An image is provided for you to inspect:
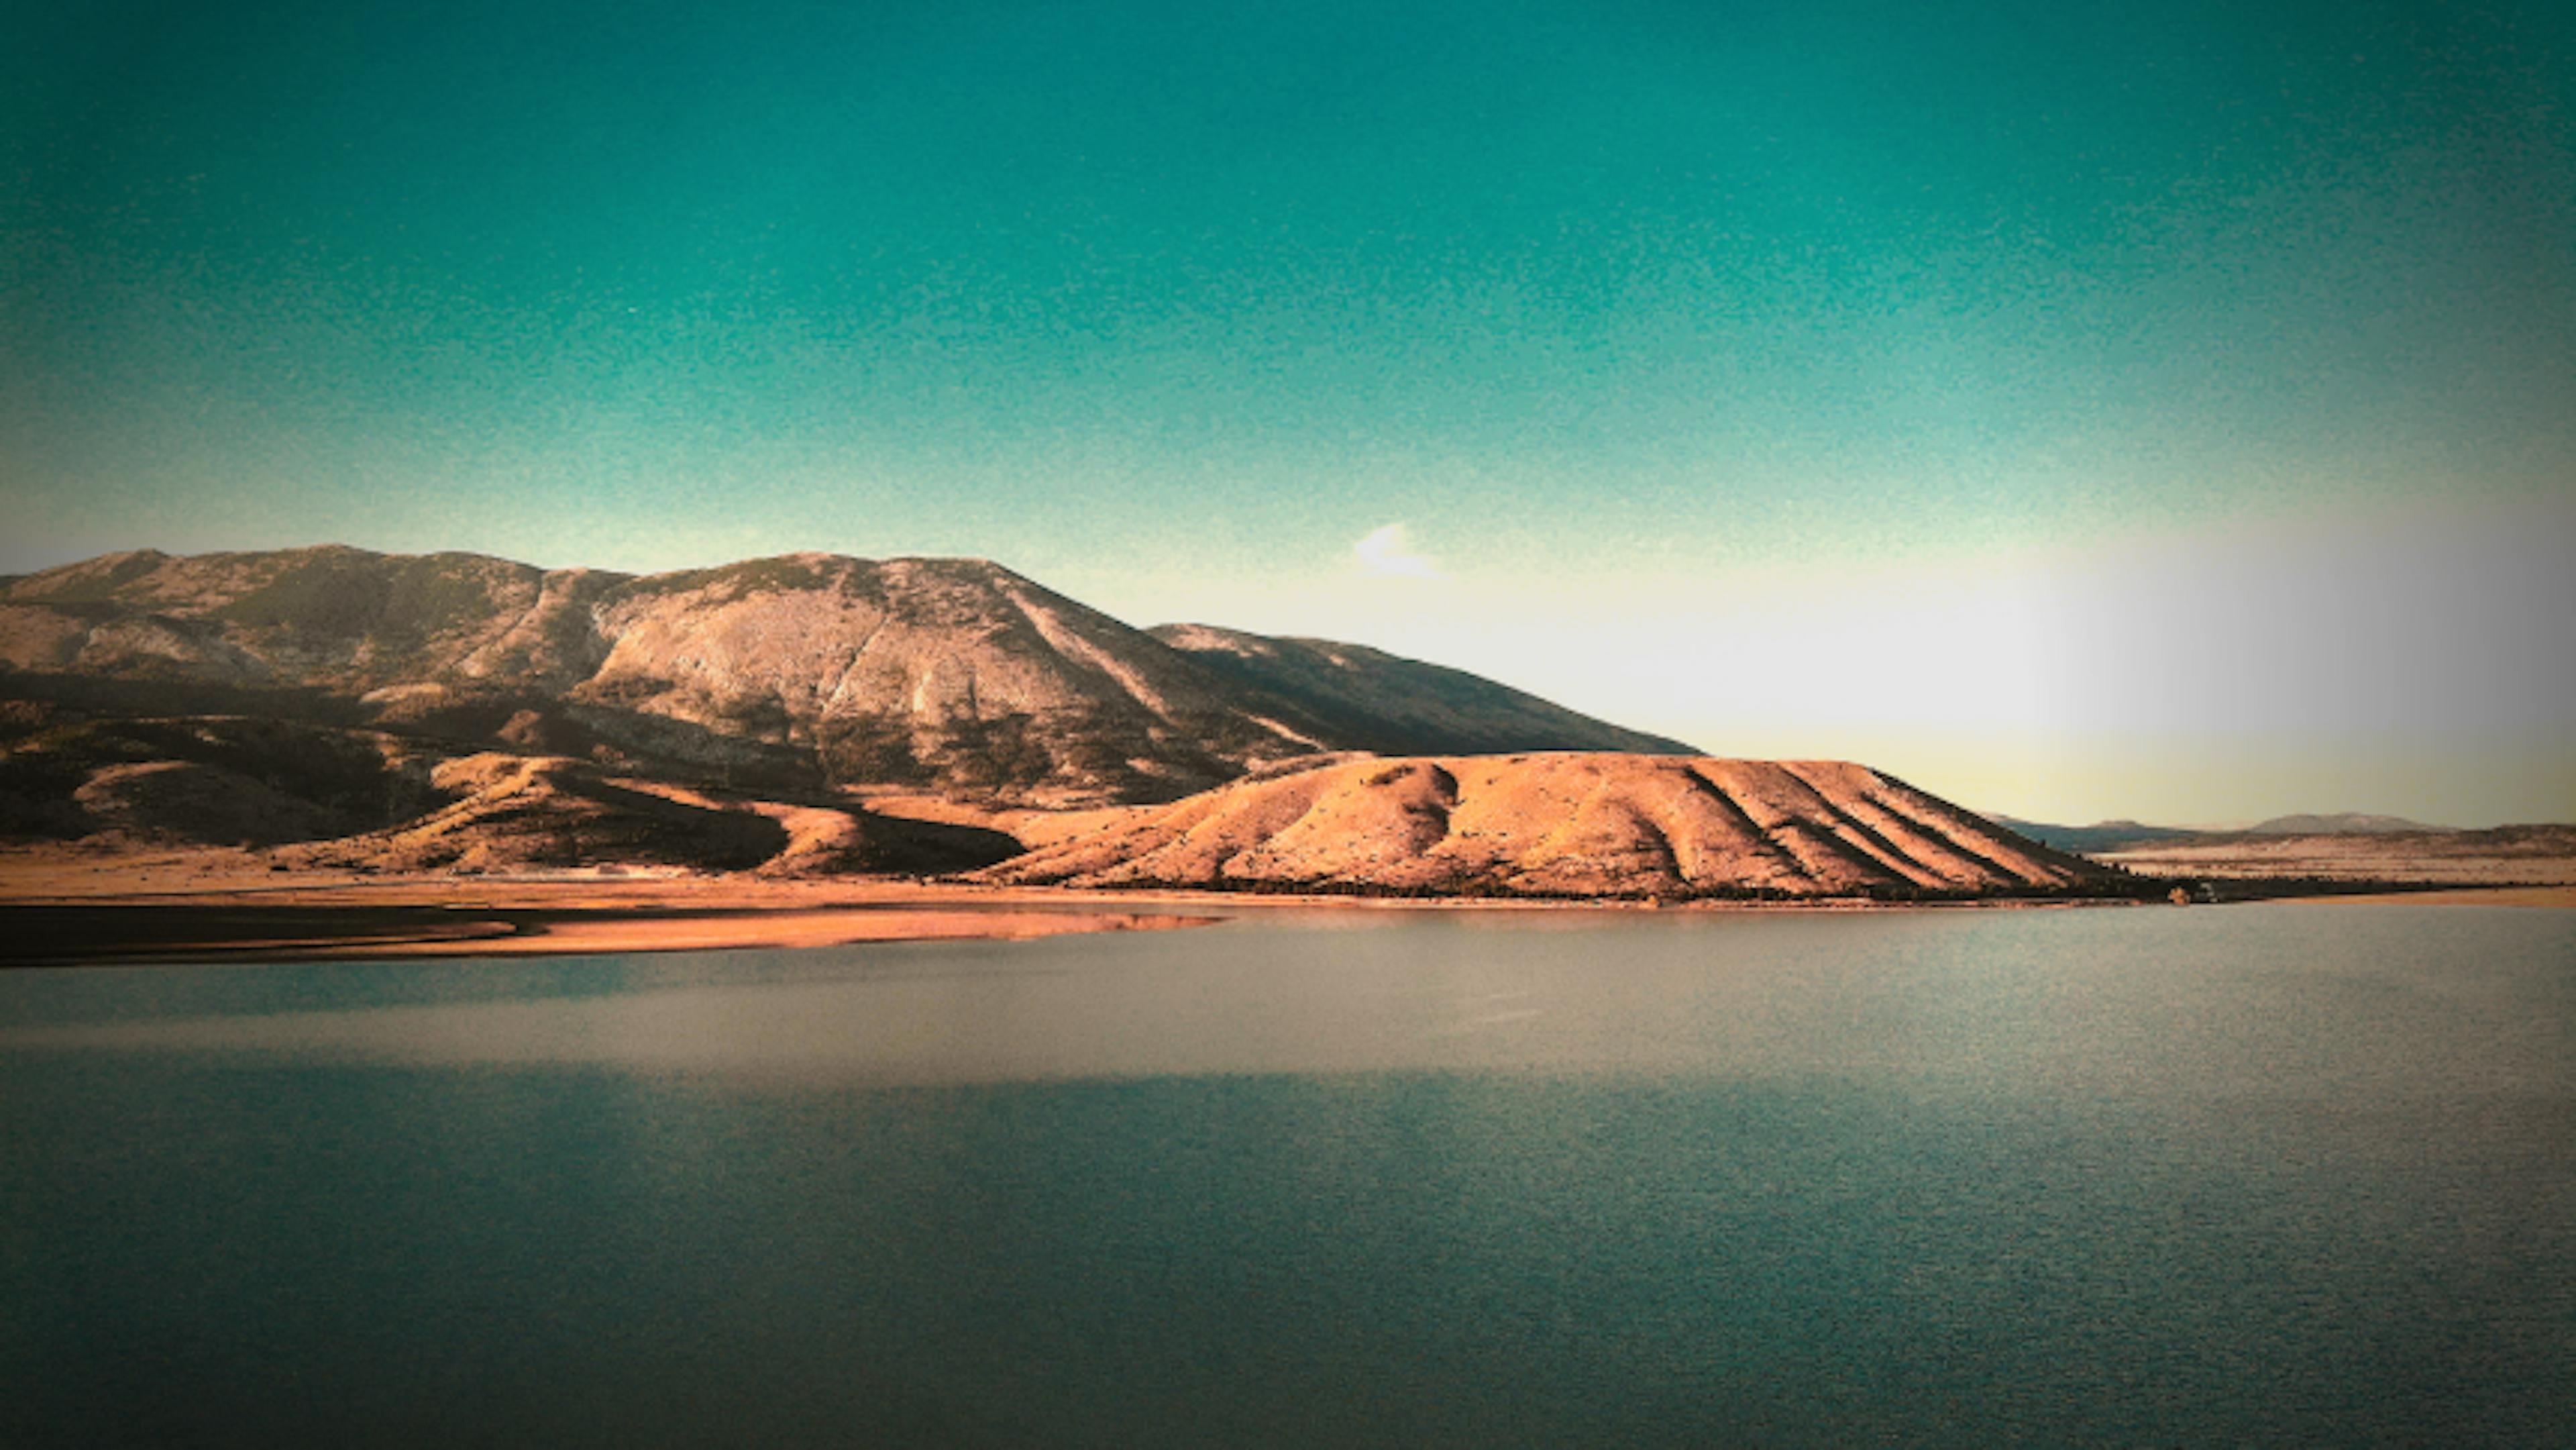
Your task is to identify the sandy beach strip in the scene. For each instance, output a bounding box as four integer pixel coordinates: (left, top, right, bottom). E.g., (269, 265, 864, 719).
(0, 860, 1225, 967)
(1, 900, 1213, 967)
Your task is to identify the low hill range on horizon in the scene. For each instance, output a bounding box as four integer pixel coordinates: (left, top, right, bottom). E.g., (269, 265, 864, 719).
(2241, 812, 2445, 836)
(2090, 821, 2576, 888)
(1991, 812, 2576, 889)
(1999, 812, 2451, 856)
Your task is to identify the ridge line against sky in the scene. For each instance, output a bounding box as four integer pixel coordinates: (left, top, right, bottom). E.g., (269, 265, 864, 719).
(3, 0, 2572, 825)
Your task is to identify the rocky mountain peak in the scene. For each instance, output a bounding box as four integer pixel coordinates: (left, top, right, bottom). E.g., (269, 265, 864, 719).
(5, 545, 1690, 807)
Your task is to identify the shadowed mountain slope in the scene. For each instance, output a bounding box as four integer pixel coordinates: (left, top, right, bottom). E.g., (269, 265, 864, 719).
(980, 753, 2105, 899)
(0, 709, 1022, 875)
(266, 754, 1022, 877)
(1150, 625, 1695, 757)
(3, 546, 1687, 806)
(0, 715, 447, 845)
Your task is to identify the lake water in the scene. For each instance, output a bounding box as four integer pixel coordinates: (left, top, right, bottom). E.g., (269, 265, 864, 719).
(4, 902, 2571, 1447)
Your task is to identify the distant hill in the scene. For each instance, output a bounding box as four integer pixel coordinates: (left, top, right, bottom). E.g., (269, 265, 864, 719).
(984, 754, 2105, 899)
(1993, 817, 2204, 853)
(1998, 812, 2453, 854)
(2244, 812, 2447, 835)
(2096, 823, 2576, 887)
(1, 546, 1688, 807)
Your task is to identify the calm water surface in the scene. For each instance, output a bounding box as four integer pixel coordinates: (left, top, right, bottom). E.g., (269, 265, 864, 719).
(5, 902, 2572, 1447)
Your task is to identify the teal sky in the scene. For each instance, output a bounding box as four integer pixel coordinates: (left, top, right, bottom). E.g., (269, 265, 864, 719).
(5, 1, 2573, 823)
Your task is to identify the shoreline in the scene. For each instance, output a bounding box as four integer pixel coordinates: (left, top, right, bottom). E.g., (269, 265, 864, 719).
(0, 898, 1213, 968)
(0, 860, 1221, 966)
(5, 851, 2568, 968)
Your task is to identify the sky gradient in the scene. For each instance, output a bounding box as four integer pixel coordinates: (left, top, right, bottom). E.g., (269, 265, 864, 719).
(5, 0, 2573, 824)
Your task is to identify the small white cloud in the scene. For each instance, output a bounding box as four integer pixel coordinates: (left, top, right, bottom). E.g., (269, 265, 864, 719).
(1353, 523, 1445, 580)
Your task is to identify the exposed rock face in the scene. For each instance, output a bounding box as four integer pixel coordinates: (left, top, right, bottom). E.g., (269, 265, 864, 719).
(979, 753, 2102, 898)
(3, 547, 1693, 805)
(1150, 625, 1694, 757)
(570, 556, 1322, 803)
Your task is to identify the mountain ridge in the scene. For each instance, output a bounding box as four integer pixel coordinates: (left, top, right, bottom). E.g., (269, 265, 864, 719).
(1, 544, 1690, 807)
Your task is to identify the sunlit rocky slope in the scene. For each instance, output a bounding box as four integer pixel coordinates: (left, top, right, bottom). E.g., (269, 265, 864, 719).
(981, 753, 2102, 898)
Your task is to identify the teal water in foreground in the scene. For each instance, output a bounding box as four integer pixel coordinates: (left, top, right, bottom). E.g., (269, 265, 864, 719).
(5, 903, 2572, 1447)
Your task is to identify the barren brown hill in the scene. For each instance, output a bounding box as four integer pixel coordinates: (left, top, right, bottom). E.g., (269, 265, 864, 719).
(1990, 817, 2204, 853)
(979, 753, 2105, 899)
(2, 546, 1689, 806)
